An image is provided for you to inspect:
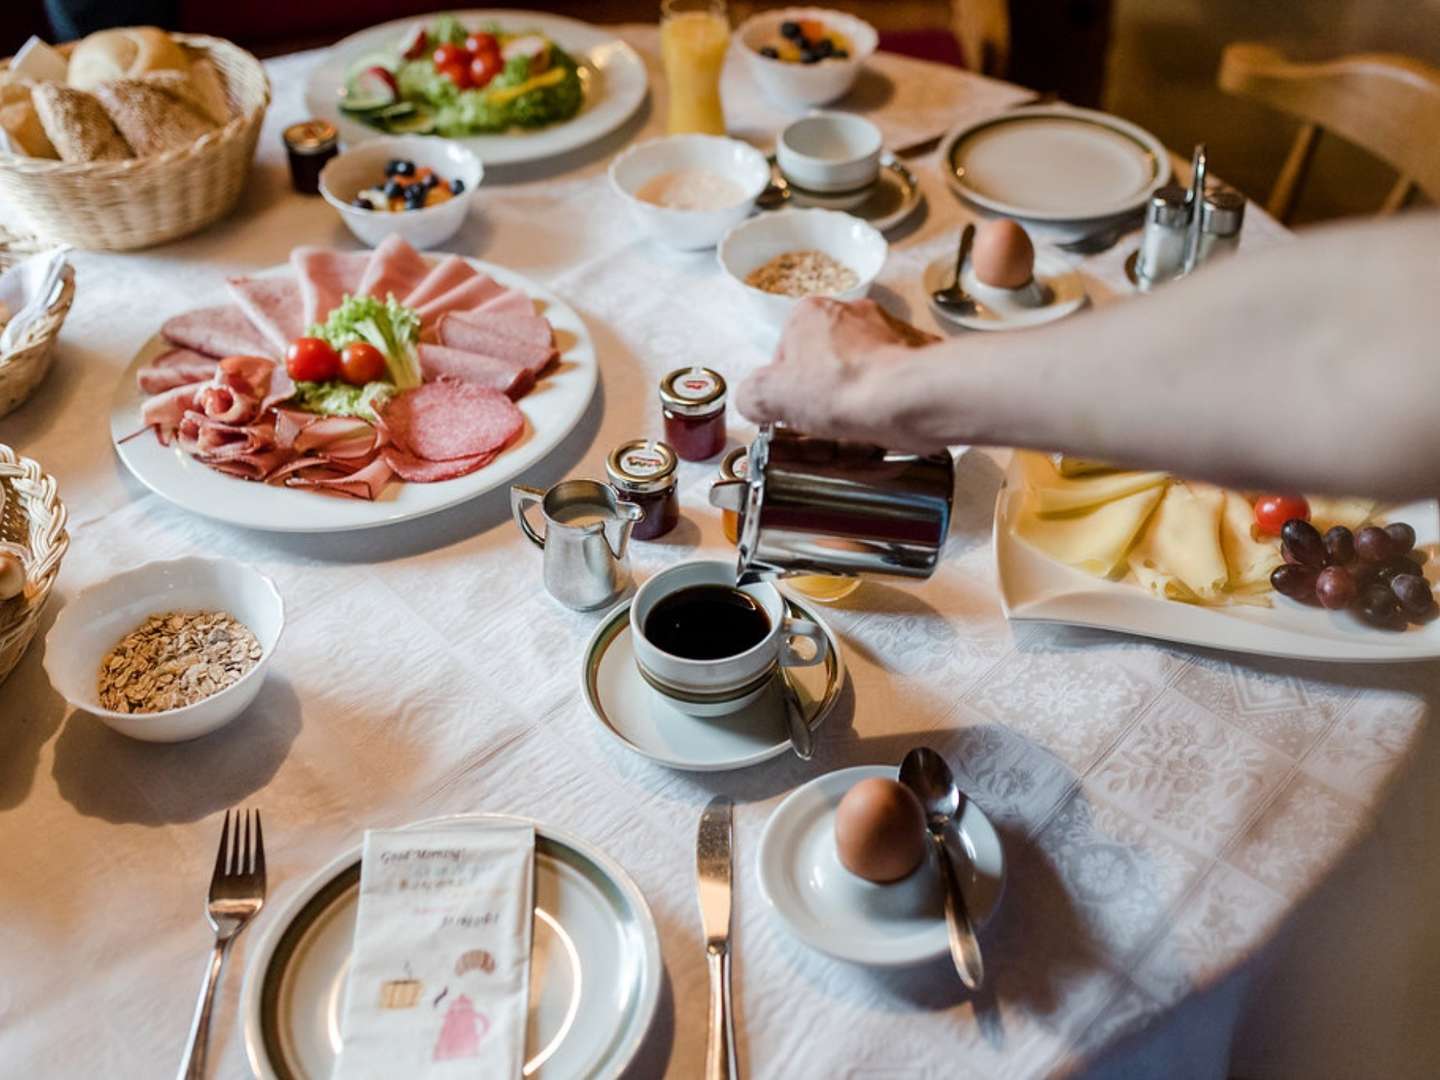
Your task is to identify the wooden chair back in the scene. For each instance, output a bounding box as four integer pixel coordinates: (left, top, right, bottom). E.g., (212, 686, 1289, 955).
(1218, 42, 1440, 222)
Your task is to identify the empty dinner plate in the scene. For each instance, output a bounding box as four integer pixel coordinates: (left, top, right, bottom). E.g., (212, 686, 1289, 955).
(241, 815, 662, 1080)
(581, 596, 845, 772)
(758, 765, 1005, 966)
(941, 105, 1169, 234)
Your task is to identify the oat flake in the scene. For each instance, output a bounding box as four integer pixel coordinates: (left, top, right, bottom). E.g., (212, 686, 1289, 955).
(97, 611, 263, 714)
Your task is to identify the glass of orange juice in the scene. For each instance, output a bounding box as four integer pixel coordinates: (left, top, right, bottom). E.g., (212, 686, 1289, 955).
(660, 0, 729, 135)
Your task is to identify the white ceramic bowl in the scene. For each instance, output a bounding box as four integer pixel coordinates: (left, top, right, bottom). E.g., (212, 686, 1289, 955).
(777, 112, 883, 194)
(320, 135, 482, 249)
(736, 7, 878, 108)
(43, 557, 285, 743)
(608, 135, 771, 251)
(717, 208, 887, 325)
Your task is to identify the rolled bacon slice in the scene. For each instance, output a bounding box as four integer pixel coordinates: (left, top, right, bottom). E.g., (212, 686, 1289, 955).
(417, 343, 534, 399)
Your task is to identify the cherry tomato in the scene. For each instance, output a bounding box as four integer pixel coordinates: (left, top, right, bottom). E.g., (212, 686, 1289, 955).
(469, 50, 503, 89)
(432, 43, 470, 68)
(286, 337, 340, 383)
(438, 60, 472, 89)
(465, 32, 499, 57)
(339, 342, 386, 386)
(1254, 493, 1311, 536)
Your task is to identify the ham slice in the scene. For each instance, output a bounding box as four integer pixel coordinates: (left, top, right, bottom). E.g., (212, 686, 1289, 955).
(202, 447, 293, 482)
(473, 288, 536, 319)
(292, 247, 371, 327)
(359, 235, 432, 303)
(379, 382, 524, 462)
(154, 346, 216, 368)
(226, 275, 305, 354)
(417, 343, 534, 399)
(161, 304, 276, 359)
(137, 355, 217, 394)
(140, 383, 203, 437)
(292, 415, 383, 459)
(415, 275, 507, 331)
(383, 445, 498, 482)
(403, 255, 477, 310)
(436, 312, 555, 376)
(283, 456, 394, 499)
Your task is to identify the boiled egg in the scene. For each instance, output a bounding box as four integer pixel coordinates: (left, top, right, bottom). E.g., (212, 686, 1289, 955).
(972, 218, 1035, 290)
(834, 777, 927, 883)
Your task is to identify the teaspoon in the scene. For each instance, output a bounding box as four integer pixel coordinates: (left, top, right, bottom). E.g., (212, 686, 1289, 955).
(930, 223, 979, 317)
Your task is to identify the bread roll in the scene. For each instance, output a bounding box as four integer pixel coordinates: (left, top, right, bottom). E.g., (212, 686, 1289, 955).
(31, 83, 131, 161)
(92, 78, 215, 156)
(0, 80, 58, 157)
(67, 27, 188, 91)
(180, 58, 231, 125)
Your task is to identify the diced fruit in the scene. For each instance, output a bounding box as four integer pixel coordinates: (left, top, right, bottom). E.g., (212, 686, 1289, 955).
(1355, 525, 1393, 563)
(798, 19, 827, 40)
(1254, 493, 1309, 535)
(1315, 566, 1356, 610)
(760, 45, 779, 59)
(339, 342, 386, 386)
(1323, 525, 1355, 565)
(1280, 518, 1326, 568)
(287, 337, 341, 383)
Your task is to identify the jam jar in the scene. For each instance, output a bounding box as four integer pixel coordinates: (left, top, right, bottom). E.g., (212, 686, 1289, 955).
(659, 367, 727, 461)
(283, 119, 338, 195)
(607, 439, 680, 540)
(717, 446, 748, 544)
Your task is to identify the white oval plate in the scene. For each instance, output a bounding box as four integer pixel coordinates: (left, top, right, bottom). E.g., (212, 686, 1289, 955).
(305, 10, 648, 167)
(757, 765, 1005, 966)
(110, 257, 597, 533)
(922, 247, 1088, 331)
(941, 105, 1169, 224)
(581, 596, 845, 772)
(241, 814, 662, 1080)
(994, 455, 1440, 662)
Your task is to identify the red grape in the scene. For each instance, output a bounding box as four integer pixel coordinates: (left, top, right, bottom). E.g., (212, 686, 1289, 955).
(1315, 566, 1356, 610)
(1358, 583, 1406, 630)
(1355, 526, 1392, 563)
(1323, 525, 1355, 565)
(1390, 574, 1435, 617)
(1385, 522, 1417, 553)
(1280, 519, 1327, 568)
(1271, 563, 1320, 602)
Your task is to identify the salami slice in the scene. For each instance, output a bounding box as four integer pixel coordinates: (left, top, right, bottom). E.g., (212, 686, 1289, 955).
(379, 382, 524, 462)
(382, 445, 498, 483)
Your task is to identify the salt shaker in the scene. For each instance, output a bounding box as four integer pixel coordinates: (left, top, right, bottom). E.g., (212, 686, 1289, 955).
(1133, 184, 1188, 291)
(1197, 190, 1245, 264)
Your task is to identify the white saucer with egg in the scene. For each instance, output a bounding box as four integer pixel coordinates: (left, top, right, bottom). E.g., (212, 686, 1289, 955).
(757, 764, 1005, 966)
(923, 247, 1088, 332)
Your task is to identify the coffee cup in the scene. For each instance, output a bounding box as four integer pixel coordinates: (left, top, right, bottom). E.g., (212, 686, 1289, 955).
(631, 559, 828, 717)
(776, 112, 883, 195)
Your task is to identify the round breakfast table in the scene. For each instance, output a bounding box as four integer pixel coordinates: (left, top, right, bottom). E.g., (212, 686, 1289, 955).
(2, 25, 1437, 1080)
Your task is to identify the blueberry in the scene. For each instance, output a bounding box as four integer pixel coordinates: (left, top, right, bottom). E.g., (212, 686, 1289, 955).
(780, 20, 802, 39)
(392, 159, 415, 177)
(815, 38, 835, 57)
(801, 50, 822, 64)
(383, 178, 405, 199)
(384, 159, 402, 176)
(421, 172, 439, 189)
(352, 194, 370, 209)
(450, 178, 465, 194)
(759, 45, 779, 59)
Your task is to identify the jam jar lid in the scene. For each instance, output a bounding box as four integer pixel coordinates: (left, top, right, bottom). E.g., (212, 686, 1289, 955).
(660, 367, 727, 416)
(718, 445, 749, 482)
(283, 119, 338, 154)
(607, 439, 678, 493)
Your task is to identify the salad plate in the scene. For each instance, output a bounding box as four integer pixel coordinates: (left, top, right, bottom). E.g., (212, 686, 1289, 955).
(110, 257, 597, 533)
(305, 11, 648, 167)
(241, 814, 662, 1080)
(994, 455, 1440, 663)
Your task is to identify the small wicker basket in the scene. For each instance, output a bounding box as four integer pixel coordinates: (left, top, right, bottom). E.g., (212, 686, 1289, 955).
(0, 444, 68, 688)
(0, 34, 271, 251)
(0, 233, 76, 419)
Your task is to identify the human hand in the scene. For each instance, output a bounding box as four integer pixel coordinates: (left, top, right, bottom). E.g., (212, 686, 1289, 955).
(736, 297, 943, 449)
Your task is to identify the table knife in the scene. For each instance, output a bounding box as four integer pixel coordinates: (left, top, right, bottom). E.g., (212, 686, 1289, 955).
(697, 796, 738, 1080)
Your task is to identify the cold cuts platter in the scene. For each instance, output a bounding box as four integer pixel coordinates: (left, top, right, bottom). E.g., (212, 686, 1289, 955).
(110, 249, 597, 533)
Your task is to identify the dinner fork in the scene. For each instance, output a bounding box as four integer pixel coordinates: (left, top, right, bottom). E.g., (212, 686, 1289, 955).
(177, 809, 266, 1080)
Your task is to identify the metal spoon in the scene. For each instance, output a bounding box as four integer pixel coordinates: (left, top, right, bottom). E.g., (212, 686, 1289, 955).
(778, 669, 814, 760)
(930, 223, 979, 317)
(899, 747, 984, 990)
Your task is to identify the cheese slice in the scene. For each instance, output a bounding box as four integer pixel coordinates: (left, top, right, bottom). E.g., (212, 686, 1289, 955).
(1018, 452, 1170, 516)
(1308, 495, 1377, 533)
(1219, 490, 1283, 591)
(1014, 481, 1168, 578)
(1052, 454, 1119, 478)
(1127, 482, 1228, 602)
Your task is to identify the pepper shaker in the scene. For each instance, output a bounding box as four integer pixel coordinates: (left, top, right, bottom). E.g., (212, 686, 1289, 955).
(1197, 189, 1245, 264)
(1133, 184, 1189, 291)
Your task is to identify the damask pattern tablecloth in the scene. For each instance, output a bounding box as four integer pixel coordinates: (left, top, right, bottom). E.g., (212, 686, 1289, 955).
(0, 27, 1429, 1080)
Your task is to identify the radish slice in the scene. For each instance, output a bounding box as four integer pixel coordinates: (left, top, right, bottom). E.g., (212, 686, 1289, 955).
(345, 66, 398, 111)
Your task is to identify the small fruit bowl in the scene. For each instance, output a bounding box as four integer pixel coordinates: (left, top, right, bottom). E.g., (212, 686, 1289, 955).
(320, 135, 482, 249)
(43, 557, 285, 743)
(736, 7, 877, 109)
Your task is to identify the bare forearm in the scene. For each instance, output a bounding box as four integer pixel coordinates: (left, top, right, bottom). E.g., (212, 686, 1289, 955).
(861, 213, 1440, 499)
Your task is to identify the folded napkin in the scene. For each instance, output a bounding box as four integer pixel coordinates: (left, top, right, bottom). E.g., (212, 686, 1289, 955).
(0, 247, 69, 353)
(333, 824, 536, 1079)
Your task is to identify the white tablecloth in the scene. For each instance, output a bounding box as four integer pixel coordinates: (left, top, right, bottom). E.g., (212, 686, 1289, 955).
(0, 26, 1429, 1080)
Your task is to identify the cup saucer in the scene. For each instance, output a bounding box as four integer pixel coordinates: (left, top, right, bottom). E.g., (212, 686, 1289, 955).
(766, 152, 924, 233)
(757, 765, 1005, 966)
(922, 247, 1088, 331)
(581, 596, 845, 772)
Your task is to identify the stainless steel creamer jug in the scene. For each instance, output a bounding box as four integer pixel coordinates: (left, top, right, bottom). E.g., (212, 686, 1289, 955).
(511, 480, 644, 610)
(709, 427, 955, 583)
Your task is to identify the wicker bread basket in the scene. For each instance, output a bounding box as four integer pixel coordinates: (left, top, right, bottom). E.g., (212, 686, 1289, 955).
(0, 34, 271, 251)
(0, 233, 76, 419)
(0, 444, 68, 687)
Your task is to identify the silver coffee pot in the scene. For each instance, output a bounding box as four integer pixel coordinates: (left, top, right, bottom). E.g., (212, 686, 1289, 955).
(709, 427, 955, 584)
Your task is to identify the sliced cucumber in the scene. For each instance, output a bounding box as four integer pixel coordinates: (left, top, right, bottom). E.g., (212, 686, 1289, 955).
(379, 106, 435, 135)
(340, 92, 393, 115)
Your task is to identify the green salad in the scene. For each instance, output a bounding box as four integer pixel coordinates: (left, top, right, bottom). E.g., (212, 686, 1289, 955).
(340, 14, 585, 137)
(293, 294, 423, 422)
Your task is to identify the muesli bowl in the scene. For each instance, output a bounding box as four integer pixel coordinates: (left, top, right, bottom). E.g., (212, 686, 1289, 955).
(43, 557, 285, 743)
